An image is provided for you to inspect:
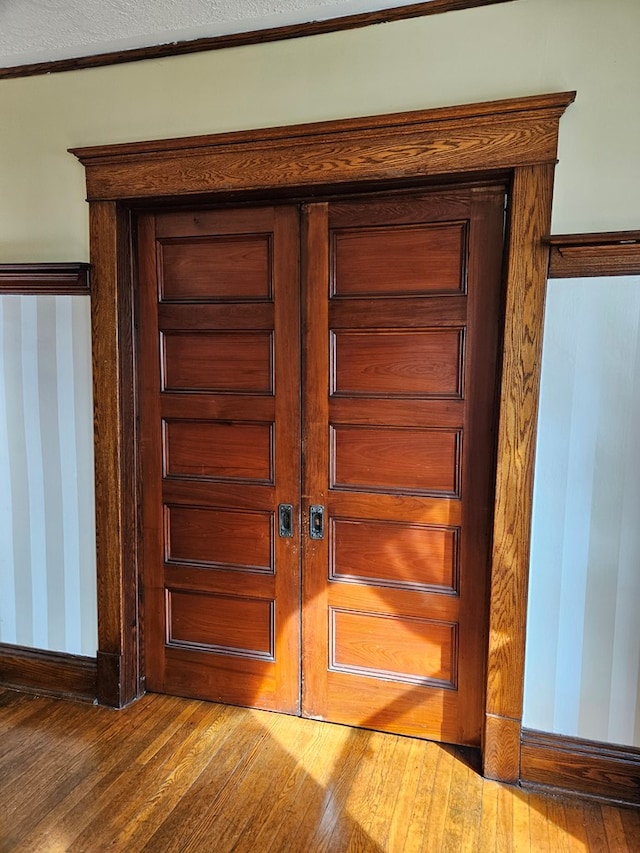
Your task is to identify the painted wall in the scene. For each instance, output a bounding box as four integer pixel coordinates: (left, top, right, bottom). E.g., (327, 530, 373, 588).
(525, 277, 640, 748)
(0, 296, 96, 656)
(0, 0, 639, 744)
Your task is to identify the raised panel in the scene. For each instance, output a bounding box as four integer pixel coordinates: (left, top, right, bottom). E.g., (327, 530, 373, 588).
(330, 608, 457, 687)
(166, 505, 273, 572)
(332, 329, 464, 397)
(162, 331, 273, 393)
(332, 222, 466, 297)
(331, 425, 461, 496)
(163, 420, 273, 483)
(331, 518, 458, 593)
(167, 590, 274, 659)
(160, 236, 271, 301)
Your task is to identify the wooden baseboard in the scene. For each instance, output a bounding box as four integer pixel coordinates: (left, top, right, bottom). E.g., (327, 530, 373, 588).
(521, 728, 640, 805)
(0, 643, 96, 703)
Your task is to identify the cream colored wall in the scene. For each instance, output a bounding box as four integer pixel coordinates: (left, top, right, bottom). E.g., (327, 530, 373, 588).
(1, 0, 639, 744)
(0, 0, 639, 264)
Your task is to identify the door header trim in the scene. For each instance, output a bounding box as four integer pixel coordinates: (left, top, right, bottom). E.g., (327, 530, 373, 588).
(71, 91, 575, 202)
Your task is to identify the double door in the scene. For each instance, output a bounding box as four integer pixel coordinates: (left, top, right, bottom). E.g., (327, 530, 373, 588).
(137, 186, 504, 746)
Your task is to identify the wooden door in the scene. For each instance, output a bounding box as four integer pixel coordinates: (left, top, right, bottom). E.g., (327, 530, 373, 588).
(138, 205, 302, 713)
(138, 187, 504, 745)
(302, 188, 505, 745)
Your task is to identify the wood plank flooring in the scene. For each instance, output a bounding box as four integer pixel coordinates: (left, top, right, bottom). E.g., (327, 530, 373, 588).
(0, 687, 638, 852)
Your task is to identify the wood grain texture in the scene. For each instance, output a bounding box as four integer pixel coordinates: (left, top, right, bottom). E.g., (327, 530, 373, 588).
(485, 165, 556, 772)
(1, 688, 637, 852)
(330, 609, 456, 686)
(0, 263, 90, 294)
(521, 728, 640, 806)
(331, 424, 461, 495)
(166, 505, 273, 570)
(89, 202, 140, 708)
(483, 713, 521, 784)
(302, 187, 505, 747)
(161, 331, 273, 392)
(331, 518, 458, 591)
(547, 231, 640, 278)
(139, 205, 301, 714)
(1, 1, 514, 81)
(163, 420, 272, 482)
(300, 202, 331, 723)
(331, 221, 466, 295)
(159, 236, 271, 300)
(0, 644, 96, 702)
(332, 328, 464, 397)
(71, 92, 575, 202)
(167, 591, 274, 657)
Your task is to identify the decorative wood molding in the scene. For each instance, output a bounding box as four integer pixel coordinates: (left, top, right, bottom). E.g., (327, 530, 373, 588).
(483, 162, 556, 782)
(547, 231, 640, 278)
(483, 713, 521, 782)
(71, 91, 574, 203)
(0, 263, 90, 295)
(90, 202, 141, 709)
(73, 91, 574, 784)
(521, 728, 640, 805)
(0, 643, 96, 703)
(0, 0, 514, 81)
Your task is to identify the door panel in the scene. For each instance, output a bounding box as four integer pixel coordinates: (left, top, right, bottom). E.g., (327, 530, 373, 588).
(332, 328, 464, 397)
(139, 188, 504, 745)
(163, 421, 273, 482)
(302, 189, 504, 745)
(160, 235, 272, 301)
(162, 331, 274, 393)
(330, 609, 457, 686)
(331, 221, 466, 295)
(331, 425, 461, 495)
(331, 518, 458, 592)
(139, 206, 301, 713)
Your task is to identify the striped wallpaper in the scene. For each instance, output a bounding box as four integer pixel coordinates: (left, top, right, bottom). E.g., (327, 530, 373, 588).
(0, 294, 97, 656)
(524, 276, 640, 748)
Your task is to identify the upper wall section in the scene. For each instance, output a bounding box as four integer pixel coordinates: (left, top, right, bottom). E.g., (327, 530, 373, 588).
(0, 0, 639, 261)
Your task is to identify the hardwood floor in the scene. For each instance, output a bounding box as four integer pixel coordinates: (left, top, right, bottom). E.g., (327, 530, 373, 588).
(0, 688, 638, 852)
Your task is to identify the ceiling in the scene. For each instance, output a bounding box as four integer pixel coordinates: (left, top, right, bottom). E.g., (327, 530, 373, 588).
(0, 0, 428, 68)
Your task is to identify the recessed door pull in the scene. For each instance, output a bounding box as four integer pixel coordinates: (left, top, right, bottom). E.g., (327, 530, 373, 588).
(278, 504, 293, 538)
(309, 505, 324, 540)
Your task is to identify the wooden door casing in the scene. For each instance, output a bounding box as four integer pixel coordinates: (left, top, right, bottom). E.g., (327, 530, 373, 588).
(138, 206, 302, 713)
(302, 188, 505, 745)
(76, 93, 573, 779)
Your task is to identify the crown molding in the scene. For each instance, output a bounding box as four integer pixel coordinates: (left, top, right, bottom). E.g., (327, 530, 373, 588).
(0, 0, 514, 80)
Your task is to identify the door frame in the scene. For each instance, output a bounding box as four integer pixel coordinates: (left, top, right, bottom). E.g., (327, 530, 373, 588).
(72, 90, 575, 782)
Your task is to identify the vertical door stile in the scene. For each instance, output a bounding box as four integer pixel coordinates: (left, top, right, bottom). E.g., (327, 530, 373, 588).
(301, 203, 331, 717)
(458, 186, 507, 735)
(272, 205, 303, 712)
(138, 212, 166, 692)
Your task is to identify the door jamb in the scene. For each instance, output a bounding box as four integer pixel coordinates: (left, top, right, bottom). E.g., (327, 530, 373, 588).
(72, 91, 575, 782)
